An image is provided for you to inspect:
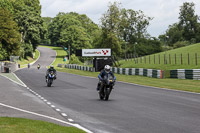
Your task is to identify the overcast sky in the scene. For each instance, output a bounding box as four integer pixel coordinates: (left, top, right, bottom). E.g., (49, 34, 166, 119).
(40, 0, 200, 37)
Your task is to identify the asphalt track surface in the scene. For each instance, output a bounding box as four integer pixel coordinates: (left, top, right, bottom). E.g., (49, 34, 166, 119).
(15, 47, 200, 133)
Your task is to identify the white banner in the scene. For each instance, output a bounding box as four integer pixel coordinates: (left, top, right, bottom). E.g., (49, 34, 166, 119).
(82, 49, 111, 56)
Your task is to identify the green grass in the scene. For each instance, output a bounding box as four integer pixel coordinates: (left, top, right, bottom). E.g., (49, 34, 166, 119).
(41, 45, 200, 93)
(0, 117, 85, 133)
(119, 43, 200, 70)
(34, 49, 40, 60)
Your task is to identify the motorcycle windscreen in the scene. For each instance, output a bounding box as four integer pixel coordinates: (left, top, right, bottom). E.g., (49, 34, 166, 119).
(104, 73, 114, 85)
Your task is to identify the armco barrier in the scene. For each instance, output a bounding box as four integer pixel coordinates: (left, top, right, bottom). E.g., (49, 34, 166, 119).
(170, 69, 200, 80)
(57, 64, 163, 79)
(110, 67, 162, 79)
(60, 64, 94, 72)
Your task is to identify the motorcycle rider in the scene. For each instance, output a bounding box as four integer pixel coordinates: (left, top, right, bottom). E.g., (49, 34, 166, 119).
(96, 65, 116, 91)
(37, 63, 40, 69)
(46, 65, 57, 81)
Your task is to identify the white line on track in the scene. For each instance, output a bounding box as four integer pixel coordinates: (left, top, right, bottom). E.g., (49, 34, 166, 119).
(51, 105, 55, 108)
(61, 113, 67, 117)
(47, 102, 51, 105)
(56, 109, 61, 112)
(68, 119, 74, 122)
(0, 102, 93, 133)
(13, 73, 27, 87)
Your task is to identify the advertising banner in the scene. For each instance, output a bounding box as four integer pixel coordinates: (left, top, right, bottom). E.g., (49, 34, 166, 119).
(82, 49, 111, 56)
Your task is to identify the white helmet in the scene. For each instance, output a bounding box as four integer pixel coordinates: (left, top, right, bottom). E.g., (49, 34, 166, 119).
(104, 65, 111, 73)
(50, 65, 54, 69)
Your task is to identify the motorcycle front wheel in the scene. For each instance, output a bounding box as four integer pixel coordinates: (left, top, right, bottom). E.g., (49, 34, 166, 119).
(104, 88, 110, 101)
(99, 88, 104, 100)
(47, 78, 52, 87)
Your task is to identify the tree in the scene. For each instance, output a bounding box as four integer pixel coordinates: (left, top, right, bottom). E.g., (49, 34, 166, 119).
(0, 0, 14, 13)
(40, 17, 53, 44)
(165, 23, 183, 47)
(13, 0, 43, 50)
(160, 2, 200, 48)
(0, 8, 21, 60)
(60, 25, 92, 54)
(119, 8, 152, 55)
(0, 43, 7, 60)
(100, 2, 121, 56)
(69, 12, 99, 40)
(48, 12, 97, 54)
(178, 2, 200, 43)
(99, 2, 153, 57)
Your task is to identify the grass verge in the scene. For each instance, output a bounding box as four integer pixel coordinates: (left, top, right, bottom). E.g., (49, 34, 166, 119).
(0, 117, 85, 133)
(41, 45, 200, 93)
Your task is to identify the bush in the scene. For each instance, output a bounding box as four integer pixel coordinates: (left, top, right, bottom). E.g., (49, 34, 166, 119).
(20, 43, 33, 59)
(173, 41, 190, 48)
(0, 43, 7, 60)
(70, 54, 82, 64)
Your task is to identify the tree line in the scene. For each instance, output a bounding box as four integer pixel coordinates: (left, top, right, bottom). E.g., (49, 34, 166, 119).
(44, 2, 162, 62)
(0, 0, 44, 60)
(159, 2, 200, 50)
(0, 1, 200, 63)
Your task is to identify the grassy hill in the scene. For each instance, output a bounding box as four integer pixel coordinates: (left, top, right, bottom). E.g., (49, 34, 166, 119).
(119, 43, 200, 70)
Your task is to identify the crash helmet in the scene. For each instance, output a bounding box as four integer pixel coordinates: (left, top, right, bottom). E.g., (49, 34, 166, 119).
(50, 65, 54, 69)
(104, 65, 111, 73)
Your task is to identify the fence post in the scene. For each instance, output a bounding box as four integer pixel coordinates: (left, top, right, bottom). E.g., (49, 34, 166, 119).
(128, 54, 129, 61)
(159, 54, 160, 64)
(134, 54, 136, 64)
(175, 54, 176, 64)
(164, 54, 165, 64)
(181, 53, 183, 65)
(196, 53, 197, 65)
(131, 54, 132, 61)
(149, 56, 151, 64)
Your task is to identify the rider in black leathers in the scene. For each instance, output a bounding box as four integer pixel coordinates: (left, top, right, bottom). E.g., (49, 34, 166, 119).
(46, 65, 57, 80)
(96, 65, 116, 91)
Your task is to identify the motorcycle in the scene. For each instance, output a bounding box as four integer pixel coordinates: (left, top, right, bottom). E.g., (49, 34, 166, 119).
(99, 74, 115, 101)
(46, 71, 55, 87)
(37, 64, 40, 69)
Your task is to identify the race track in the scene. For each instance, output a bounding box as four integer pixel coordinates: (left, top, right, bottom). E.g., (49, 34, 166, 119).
(15, 47, 200, 133)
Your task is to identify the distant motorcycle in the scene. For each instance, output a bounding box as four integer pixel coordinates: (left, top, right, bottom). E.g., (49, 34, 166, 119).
(46, 71, 55, 87)
(37, 64, 40, 70)
(99, 74, 115, 100)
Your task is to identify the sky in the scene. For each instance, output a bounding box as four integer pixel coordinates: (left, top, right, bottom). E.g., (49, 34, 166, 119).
(40, 0, 200, 37)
